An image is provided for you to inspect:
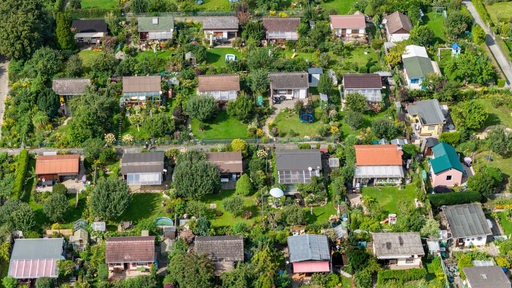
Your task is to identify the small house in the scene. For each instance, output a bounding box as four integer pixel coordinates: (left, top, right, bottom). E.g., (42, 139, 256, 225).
(342, 74, 383, 103)
(383, 11, 412, 42)
(121, 76, 162, 105)
(8, 238, 65, 280)
(269, 72, 309, 101)
(402, 45, 438, 90)
(138, 16, 174, 41)
(70, 229, 88, 252)
(329, 14, 366, 42)
(287, 234, 330, 274)
(201, 16, 239, 45)
(194, 236, 244, 275)
(35, 154, 80, 186)
(463, 266, 511, 288)
(71, 20, 108, 44)
(275, 150, 322, 186)
(52, 78, 91, 98)
(308, 68, 323, 87)
(121, 152, 165, 186)
(197, 74, 240, 102)
(206, 152, 243, 182)
(429, 142, 463, 187)
(353, 145, 404, 187)
(406, 99, 446, 137)
(106, 236, 156, 273)
(262, 17, 300, 42)
(442, 203, 492, 247)
(372, 232, 425, 269)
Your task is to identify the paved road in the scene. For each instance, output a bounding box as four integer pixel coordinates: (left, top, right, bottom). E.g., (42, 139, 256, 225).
(463, 0, 512, 86)
(0, 59, 8, 138)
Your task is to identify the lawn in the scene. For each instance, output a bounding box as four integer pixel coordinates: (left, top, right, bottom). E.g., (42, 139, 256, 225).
(29, 192, 88, 231)
(81, 0, 117, 9)
(320, 0, 356, 14)
(121, 193, 169, 223)
(424, 11, 446, 43)
(272, 107, 325, 138)
(486, 1, 512, 23)
(475, 99, 512, 129)
(206, 48, 241, 68)
(497, 212, 512, 237)
(78, 49, 101, 70)
(191, 110, 249, 139)
(135, 50, 172, 62)
(305, 200, 338, 225)
(361, 184, 418, 214)
(203, 190, 259, 228)
(342, 46, 381, 72)
(197, 0, 231, 11)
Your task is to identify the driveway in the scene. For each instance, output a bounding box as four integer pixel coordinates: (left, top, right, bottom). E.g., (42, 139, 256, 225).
(0, 59, 8, 138)
(463, 0, 512, 86)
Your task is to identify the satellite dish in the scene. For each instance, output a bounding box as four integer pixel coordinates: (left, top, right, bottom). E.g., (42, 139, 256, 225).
(269, 187, 284, 198)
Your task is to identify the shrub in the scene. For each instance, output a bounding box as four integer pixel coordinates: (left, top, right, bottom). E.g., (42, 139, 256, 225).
(377, 268, 427, 284)
(439, 132, 461, 146)
(13, 150, 29, 201)
(297, 143, 311, 149)
(235, 174, 253, 196)
(428, 191, 482, 208)
(52, 183, 68, 195)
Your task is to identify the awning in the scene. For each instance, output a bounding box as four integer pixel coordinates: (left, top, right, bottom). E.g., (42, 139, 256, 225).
(354, 165, 404, 179)
(8, 259, 58, 279)
(292, 261, 330, 273)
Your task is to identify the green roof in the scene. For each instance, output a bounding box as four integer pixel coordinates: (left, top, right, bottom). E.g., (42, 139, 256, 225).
(429, 142, 464, 174)
(138, 16, 174, 32)
(403, 56, 434, 79)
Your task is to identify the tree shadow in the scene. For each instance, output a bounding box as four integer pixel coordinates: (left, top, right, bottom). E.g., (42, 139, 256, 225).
(483, 113, 501, 127)
(206, 51, 221, 64)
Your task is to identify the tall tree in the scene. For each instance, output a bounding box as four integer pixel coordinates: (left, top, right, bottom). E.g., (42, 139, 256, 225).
(410, 26, 435, 47)
(372, 118, 399, 139)
(90, 177, 131, 221)
(317, 73, 333, 95)
(0, 0, 51, 59)
(227, 95, 255, 123)
(66, 54, 84, 77)
(488, 128, 512, 157)
(186, 95, 217, 122)
(248, 69, 270, 95)
(451, 100, 488, 130)
(345, 93, 367, 112)
(446, 11, 473, 39)
(173, 152, 220, 200)
(43, 193, 69, 223)
(166, 252, 215, 288)
(0, 199, 35, 232)
(56, 12, 75, 51)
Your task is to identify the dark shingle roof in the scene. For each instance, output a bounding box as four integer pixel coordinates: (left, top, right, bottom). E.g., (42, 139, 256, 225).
(52, 78, 91, 96)
(275, 150, 322, 171)
(138, 16, 174, 32)
(406, 99, 446, 125)
(463, 266, 511, 288)
(71, 20, 108, 33)
(429, 142, 464, 174)
(287, 234, 330, 263)
(372, 232, 425, 258)
(443, 203, 492, 238)
(403, 57, 435, 79)
(195, 236, 244, 261)
(206, 152, 243, 173)
(198, 74, 240, 92)
(106, 236, 155, 263)
(269, 72, 309, 89)
(200, 16, 239, 30)
(121, 152, 164, 174)
(384, 11, 412, 34)
(262, 17, 300, 33)
(122, 76, 161, 93)
(343, 74, 382, 89)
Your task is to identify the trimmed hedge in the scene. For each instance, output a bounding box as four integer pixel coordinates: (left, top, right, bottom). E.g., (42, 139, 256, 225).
(13, 150, 29, 201)
(428, 191, 482, 208)
(377, 268, 427, 284)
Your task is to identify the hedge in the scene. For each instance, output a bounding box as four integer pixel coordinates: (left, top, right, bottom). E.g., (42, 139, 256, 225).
(377, 268, 427, 284)
(428, 191, 482, 208)
(13, 150, 29, 201)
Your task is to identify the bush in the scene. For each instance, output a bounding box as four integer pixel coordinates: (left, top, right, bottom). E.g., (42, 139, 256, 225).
(52, 183, 68, 195)
(235, 174, 253, 196)
(13, 150, 29, 201)
(297, 143, 311, 149)
(377, 268, 427, 284)
(439, 132, 461, 146)
(428, 191, 482, 208)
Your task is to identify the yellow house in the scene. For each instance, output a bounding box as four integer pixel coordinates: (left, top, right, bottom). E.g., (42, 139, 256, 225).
(406, 99, 446, 137)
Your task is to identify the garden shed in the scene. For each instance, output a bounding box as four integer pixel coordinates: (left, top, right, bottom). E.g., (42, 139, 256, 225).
(121, 152, 165, 186)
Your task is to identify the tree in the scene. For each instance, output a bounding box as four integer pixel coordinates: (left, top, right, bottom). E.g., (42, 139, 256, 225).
(221, 263, 253, 288)
(43, 193, 69, 223)
(420, 218, 441, 238)
(242, 21, 264, 41)
(35, 277, 54, 288)
(141, 113, 175, 138)
(473, 24, 486, 44)
(451, 100, 488, 130)
(90, 177, 131, 221)
(0, 198, 35, 232)
(166, 252, 215, 288)
(410, 26, 435, 47)
(445, 52, 496, 85)
(66, 54, 84, 77)
(345, 93, 367, 112)
(2, 277, 17, 288)
(223, 196, 245, 216)
(231, 139, 248, 156)
(56, 13, 75, 51)
(36, 87, 61, 119)
(248, 69, 270, 95)
(344, 111, 365, 130)
(402, 144, 419, 160)
(26, 47, 63, 82)
(247, 48, 275, 71)
(385, 43, 406, 67)
(235, 174, 253, 196)
(317, 73, 333, 95)
(227, 95, 255, 123)
(467, 166, 504, 196)
(68, 0, 81, 9)
(488, 128, 512, 157)
(281, 204, 305, 225)
(371, 118, 399, 139)
(0, 0, 51, 59)
(83, 138, 106, 160)
(186, 95, 217, 122)
(130, 0, 148, 13)
(446, 11, 473, 39)
(173, 152, 220, 200)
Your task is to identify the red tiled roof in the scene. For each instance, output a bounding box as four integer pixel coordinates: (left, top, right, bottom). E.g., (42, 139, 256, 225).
(106, 236, 155, 263)
(35, 154, 80, 176)
(329, 15, 366, 29)
(355, 145, 403, 166)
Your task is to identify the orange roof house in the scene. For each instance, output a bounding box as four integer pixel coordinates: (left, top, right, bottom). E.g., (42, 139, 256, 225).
(36, 154, 80, 183)
(353, 145, 404, 187)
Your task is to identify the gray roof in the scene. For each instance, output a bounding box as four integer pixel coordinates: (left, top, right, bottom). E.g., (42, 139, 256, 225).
(138, 16, 174, 32)
(443, 203, 492, 238)
(200, 16, 239, 30)
(195, 236, 244, 261)
(372, 232, 425, 258)
(333, 224, 348, 239)
(121, 152, 164, 174)
(52, 78, 91, 96)
(275, 150, 322, 171)
(287, 234, 330, 263)
(308, 68, 323, 75)
(269, 72, 309, 89)
(11, 238, 64, 260)
(463, 266, 511, 288)
(407, 99, 446, 125)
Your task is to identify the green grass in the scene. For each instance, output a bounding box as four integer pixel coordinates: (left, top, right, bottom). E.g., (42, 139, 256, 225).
(121, 193, 169, 223)
(206, 48, 241, 68)
(361, 184, 418, 214)
(486, 1, 512, 23)
(78, 49, 101, 70)
(474, 99, 512, 129)
(424, 11, 446, 43)
(197, 0, 231, 11)
(135, 50, 172, 62)
(497, 212, 512, 237)
(203, 190, 259, 227)
(29, 192, 88, 230)
(305, 200, 338, 224)
(272, 107, 325, 138)
(320, 0, 356, 14)
(81, 0, 117, 9)
(191, 110, 248, 139)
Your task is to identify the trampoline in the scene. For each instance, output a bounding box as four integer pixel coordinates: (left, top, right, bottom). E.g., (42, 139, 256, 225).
(299, 106, 315, 123)
(155, 217, 174, 227)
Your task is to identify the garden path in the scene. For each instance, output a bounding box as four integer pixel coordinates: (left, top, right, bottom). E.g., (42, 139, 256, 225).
(0, 59, 8, 138)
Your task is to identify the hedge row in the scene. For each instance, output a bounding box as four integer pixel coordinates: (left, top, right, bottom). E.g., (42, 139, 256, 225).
(13, 150, 29, 201)
(428, 191, 482, 208)
(377, 268, 427, 284)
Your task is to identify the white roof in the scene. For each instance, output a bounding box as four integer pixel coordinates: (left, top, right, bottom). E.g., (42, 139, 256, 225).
(354, 165, 404, 178)
(402, 45, 429, 59)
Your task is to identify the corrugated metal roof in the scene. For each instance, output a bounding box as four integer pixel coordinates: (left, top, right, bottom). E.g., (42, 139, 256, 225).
(354, 145, 403, 166)
(122, 76, 161, 93)
(10, 238, 64, 260)
(443, 203, 492, 238)
(287, 234, 330, 263)
(198, 74, 240, 92)
(343, 73, 382, 89)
